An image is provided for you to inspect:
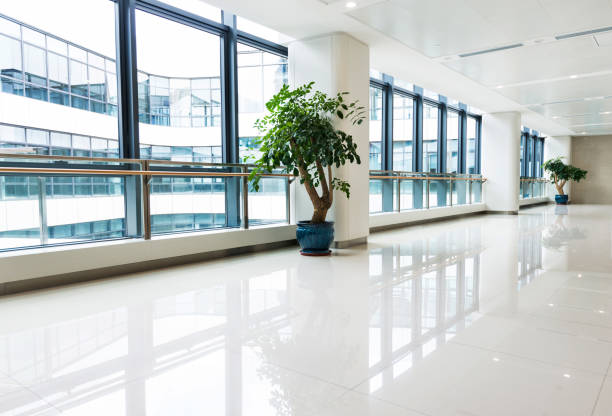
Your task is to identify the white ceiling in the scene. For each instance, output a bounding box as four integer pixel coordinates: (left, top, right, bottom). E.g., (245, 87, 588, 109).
(201, 0, 612, 136)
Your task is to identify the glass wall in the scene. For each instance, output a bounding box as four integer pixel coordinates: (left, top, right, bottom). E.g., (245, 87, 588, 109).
(369, 86, 383, 170)
(392, 93, 414, 171)
(368, 72, 483, 214)
(0, 0, 291, 250)
(422, 103, 438, 173)
(446, 110, 459, 173)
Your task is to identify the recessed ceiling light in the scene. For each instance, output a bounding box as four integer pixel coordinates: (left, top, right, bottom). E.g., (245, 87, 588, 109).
(496, 85, 504, 89)
(552, 116, 560, 119)
(563, 374, 571, 379)
(569, 75, 578, 79)
(345, 1, 357, 8)
(601, 111, 612, 115)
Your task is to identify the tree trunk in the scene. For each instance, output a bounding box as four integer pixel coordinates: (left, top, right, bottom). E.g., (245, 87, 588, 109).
(555, 183, 565, 195)
(311, 207, 329, 223)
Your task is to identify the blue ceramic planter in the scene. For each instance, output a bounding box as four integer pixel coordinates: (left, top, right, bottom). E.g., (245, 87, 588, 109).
(555, 194, 569, 205)
(296, 221, 334, 256)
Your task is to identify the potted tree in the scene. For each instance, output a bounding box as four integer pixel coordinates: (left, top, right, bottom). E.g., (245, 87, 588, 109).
(249, 82, 365, 256)
(542, 157, 587, 205)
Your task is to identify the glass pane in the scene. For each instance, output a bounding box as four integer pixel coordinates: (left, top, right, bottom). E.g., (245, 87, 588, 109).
(446, 110, 459, 173)
(393, 94, 414, 171)
(237, 43, 287, 162)
(136, 10, 222, 162)
(369, 86, 383, 170)
(467, 117, 477, 174)
(0, 34, 22, 80)
(24, 44, 47, 86)
(423, 103, 438, 173)
(48, 52, 68, 91)
(70, 59, 88, 97)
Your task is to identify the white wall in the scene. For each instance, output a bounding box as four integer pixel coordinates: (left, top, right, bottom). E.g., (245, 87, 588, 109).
(481, 112, 521, 212)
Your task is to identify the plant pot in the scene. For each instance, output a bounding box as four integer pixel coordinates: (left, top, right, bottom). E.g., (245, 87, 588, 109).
(296, 221, 334, 256)
(555, 194, 569, 205)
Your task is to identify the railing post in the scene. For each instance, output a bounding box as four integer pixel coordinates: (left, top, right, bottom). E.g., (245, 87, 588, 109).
(426, 177, 430, 209)
(449, 178, 453, 207)
(142, 161, 151, 240)
(396, 176, 401, 212)
(242, 166, 249, 229)
(37, 176, 48, 245)
(285, 176, 291, 224)
(469, 177, 473, 204)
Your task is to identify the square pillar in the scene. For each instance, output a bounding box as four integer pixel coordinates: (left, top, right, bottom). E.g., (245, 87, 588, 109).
(289, 33, 370, 247)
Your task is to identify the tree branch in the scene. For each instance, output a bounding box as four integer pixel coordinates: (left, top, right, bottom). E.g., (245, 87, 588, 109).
(289, 139, 321, 205)
(327, 164, 333, 206)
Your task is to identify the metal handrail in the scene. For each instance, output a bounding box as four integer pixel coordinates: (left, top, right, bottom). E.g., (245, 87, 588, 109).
(0, 167, 291, 178)
(0, 154, 291, 241)
(0, 152, 256, 168)
(370, 175, 487, 182)
(368, 170, 486, 211)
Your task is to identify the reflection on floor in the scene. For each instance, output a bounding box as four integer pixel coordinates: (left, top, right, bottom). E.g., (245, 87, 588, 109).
(1, 204, 612, 415)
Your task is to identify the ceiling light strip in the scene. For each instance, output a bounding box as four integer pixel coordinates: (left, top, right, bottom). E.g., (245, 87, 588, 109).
(458, 43, 523, 58)
(555, 26, 612, 40)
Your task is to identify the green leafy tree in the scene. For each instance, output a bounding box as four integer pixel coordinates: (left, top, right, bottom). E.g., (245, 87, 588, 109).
(542, 157, 587, 195)
(248, 82, 365, 223)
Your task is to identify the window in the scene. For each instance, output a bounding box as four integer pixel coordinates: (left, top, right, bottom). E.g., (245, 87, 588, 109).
(0, 1, 291, 250)
(369, 86, 383, 170)
(237, 43, 287, 162)
(422, 103, 438, 173)
(135, 10, 222, 161)
(393, 93, 414, 171)
(446, 110, 459, 173)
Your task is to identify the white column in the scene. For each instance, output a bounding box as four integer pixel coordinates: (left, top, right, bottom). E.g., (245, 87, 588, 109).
(544, 135, 572, 199)
(481, 112, 521, 213)
(288, 33, 370, 247)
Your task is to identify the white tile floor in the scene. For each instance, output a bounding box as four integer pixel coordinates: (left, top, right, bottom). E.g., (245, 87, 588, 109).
(1, 204, 612, 415)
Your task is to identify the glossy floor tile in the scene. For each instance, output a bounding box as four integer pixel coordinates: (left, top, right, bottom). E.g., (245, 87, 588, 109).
(1, 204, 612, 415)
(593, 377, 612, 416)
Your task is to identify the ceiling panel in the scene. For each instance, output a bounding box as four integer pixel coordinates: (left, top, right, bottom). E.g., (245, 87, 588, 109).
(349, 0, 612, 58)
(497, 74, 612, 106)
(444, 37, 612, 87)
(528, 98, 612, 118)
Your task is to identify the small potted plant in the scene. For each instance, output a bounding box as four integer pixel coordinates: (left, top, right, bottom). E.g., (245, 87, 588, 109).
(542, 157, 587, 205)
(249, 82, 364, 256)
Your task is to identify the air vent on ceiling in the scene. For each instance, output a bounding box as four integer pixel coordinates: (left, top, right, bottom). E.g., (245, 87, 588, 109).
(458, 43, 523, 58)
(555, 26, 612, 40)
